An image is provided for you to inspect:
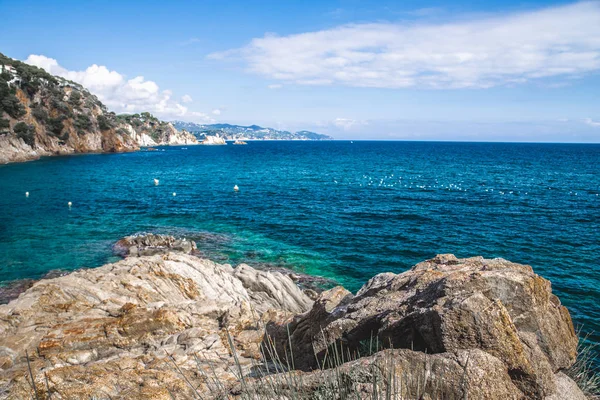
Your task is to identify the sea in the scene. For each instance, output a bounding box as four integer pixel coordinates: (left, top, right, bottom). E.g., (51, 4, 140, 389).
(0, 141, 598, 344)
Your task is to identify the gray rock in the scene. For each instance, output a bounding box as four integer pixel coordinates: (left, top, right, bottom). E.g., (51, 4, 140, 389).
(113, 233, 198, 257)
(547, 372, 589, 400)
(234, 264, 313, 314)
(0, 252, 587, 400)
(0, 252, 312, 399)
(266, 254, 581, 399)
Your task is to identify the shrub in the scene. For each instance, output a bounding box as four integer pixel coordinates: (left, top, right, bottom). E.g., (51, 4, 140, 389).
(13, 122, 35, 147)
(74, 113, 92, 134)
(0, 82, 26, 119)
(31, 105, 48, 123)
(47, 116, 65, 137)
(69, 91, 81, 107)
(51, 98, 70, 115)
(97, 114, 115, 131)
(0, 52, 58, 89)
(0, 117, 9, 134)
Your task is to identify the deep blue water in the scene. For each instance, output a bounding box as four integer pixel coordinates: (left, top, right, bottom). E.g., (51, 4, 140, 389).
(0, 141, 599, 342)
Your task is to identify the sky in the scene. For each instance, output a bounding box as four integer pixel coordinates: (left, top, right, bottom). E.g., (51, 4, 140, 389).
(0, 0, 599, 142)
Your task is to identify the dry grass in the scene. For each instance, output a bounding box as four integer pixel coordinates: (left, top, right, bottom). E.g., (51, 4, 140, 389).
(23, 329, 600, 399)
(566, 334, 600, 400)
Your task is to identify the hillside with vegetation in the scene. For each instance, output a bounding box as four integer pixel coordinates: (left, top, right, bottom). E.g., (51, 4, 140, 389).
(0, 52, 196, 164)
(172, 121, 333, 141)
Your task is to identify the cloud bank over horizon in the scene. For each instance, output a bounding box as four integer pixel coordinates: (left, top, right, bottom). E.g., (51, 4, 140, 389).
(211, 2, 600, 89)
(24, 55, 215, 123)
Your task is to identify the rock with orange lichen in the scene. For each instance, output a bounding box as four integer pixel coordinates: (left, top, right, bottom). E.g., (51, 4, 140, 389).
(0, 252, 312, 398)
(0, 252, 586, 399)
(266, 254, 581, 399)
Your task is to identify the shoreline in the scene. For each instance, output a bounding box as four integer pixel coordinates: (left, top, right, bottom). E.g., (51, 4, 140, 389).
(0, 140, 339, 166)
(0, 233, 336, 305)
(0, 236, 590, 398)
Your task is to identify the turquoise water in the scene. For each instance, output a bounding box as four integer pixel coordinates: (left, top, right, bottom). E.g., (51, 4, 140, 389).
(0, 141, 599, 341)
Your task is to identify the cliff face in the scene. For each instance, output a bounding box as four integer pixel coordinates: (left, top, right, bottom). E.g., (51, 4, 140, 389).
(116, 113, 198, 147)
(0, 53, 196, 164)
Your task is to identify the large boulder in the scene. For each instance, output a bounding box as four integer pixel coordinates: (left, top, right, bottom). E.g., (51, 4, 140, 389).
(266, 254, 580, 399)
(0, 252, 312, 399)
(250, 349, 588, 400)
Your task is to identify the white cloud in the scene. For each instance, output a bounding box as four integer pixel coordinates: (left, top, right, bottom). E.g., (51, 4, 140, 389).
(181, 94, 193, 103)
(24, 55, 214, 123)
(212, 109, 221, 116)
(267, 84, 283, 89)
(179, 37, 202, 47)
(326, 118, 367, 130)
(584, 118, 600, 127)
(211, 2, 600, 89)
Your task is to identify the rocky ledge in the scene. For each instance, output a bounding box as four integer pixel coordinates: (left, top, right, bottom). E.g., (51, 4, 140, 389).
(0, 238, 590, 399)
(113, 233, 198, 257)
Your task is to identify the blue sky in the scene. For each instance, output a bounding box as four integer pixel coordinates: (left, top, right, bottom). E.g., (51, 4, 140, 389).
(1, 0, 599, 141)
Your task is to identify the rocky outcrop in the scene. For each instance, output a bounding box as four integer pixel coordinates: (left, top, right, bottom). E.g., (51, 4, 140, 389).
(266, 254, 582, 399)
(0, 53, 197, 164)
(0, 250, 589, 399)
(201, 135, 227, 145)
(0, 252, 312, 399)
(116, 113, 198, 147)
(113, 233, 198, 257)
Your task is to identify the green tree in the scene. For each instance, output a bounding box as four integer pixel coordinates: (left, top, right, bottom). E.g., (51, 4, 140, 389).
(0, 80, 26, 118)
(97, 114, 115, 131)
(69, 91, 81, 107)
(47, 116, 65, 137)
(13, 122, 35, 147)
(31, 104, 48, 122)
(74, 113, 92, 134)
(0, 117, 9, 134)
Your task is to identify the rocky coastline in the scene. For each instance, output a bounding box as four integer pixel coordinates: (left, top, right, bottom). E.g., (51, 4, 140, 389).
(0, 234, 593, 399)
(0, 53, 198, 165)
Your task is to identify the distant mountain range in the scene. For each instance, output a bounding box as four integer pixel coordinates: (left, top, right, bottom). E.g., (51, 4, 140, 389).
(171, 121, 333, 141)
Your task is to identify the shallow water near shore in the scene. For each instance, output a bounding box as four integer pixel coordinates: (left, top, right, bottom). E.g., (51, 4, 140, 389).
(0, 141, 599, 341)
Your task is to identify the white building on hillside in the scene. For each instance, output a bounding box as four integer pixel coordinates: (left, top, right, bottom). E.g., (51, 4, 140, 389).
(0, 65, 16, 74)
(0, 64, 21, 86)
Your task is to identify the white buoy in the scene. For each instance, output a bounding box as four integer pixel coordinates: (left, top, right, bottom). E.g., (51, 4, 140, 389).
(68, 201, 72, 208)
(25, 192, 29, 198)
(172, 192, 177, 197)
(154, 178, 159, 186)
(234, 185, 239, 192)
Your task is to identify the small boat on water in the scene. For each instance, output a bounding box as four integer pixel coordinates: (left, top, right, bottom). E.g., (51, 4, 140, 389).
(233, 139, 248, 145)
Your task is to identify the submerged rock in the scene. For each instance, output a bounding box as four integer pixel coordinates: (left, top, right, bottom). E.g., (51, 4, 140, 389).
(0, 269, 74, 305)
(0, 279, 34, 305)
(113, 233, 198, 257)
(250, 264, 337, 296)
